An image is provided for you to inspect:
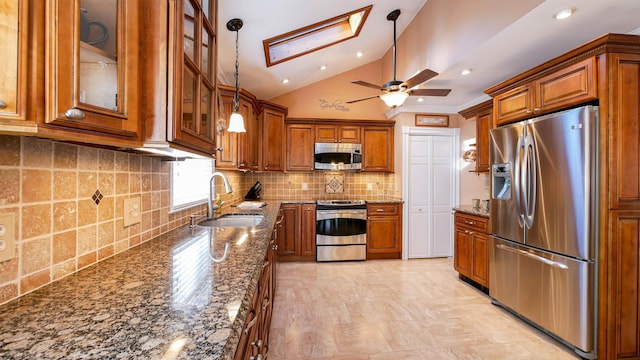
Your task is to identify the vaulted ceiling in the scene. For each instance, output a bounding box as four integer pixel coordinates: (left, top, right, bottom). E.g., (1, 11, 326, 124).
(218, 0, 640, 113)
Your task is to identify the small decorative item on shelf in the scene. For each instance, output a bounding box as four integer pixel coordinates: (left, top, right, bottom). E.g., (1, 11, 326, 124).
(463, 149, 477, 162)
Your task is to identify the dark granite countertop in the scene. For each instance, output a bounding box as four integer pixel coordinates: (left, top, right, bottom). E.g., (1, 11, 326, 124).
(0, 202, 282, 360)
(453, 205, 490, 218)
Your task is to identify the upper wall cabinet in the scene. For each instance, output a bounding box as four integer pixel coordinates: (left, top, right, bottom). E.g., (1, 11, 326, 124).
(167, 0, 218, 154)
(44, 0, 141, 145)
(0, 0, 37, 133)
(315, 125, 360, 143)
(138, 0, 218, 157)
(459, 99, 492, 173)
(261, 101, 287, 171)
(490, 58, 597, 126)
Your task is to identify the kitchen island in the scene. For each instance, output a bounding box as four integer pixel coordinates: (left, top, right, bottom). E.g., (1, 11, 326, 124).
(0, 202, 281, 359)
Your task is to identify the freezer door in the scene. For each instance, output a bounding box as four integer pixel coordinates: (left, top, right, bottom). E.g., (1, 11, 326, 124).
(526, 106, 597, 260)
(490, 122, 524, 244)
(490, 236, 594, 355)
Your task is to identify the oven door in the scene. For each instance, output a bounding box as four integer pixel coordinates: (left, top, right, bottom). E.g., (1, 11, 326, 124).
(316, 210, 367, 245)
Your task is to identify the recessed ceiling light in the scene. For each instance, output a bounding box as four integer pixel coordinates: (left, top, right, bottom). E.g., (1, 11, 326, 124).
(417, 98, 424, 102)
(553, 8, 575, 20)
(320, 65, 327, 70)
(356, 51, 364, 58)
(282, 78, 289, 84)
(461, 68, 472, 76)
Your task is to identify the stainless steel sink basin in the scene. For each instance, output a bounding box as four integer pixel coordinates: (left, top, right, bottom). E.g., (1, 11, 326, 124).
(198, 214, 264, 227)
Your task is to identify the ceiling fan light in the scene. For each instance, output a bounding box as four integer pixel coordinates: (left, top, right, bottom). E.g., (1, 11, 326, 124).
(380, 91, 409, 108)
(227, 112, 246, 132)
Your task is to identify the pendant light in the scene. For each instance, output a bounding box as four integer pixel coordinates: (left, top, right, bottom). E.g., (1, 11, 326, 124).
(226, 18, 246, 133)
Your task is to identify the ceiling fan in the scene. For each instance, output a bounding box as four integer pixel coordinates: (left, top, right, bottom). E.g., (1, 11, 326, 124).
(347, 9, 451, 108)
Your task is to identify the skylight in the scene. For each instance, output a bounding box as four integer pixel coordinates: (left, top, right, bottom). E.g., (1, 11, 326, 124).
(262, 5, 372, 67)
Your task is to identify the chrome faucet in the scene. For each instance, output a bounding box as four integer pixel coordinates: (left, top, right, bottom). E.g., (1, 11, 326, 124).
(208, 171, 233, 219)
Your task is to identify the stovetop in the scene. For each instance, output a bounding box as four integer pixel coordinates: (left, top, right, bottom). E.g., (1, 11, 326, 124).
(316, 200, 366, 206)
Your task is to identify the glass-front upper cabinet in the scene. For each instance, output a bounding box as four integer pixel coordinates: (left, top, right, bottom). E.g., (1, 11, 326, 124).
(0, 0, 36, 131)
(169, 0, 218, 154)
(45, 0, 140, 144)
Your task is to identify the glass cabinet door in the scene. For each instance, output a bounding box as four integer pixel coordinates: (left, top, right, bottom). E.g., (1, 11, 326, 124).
(170, 0, 218, 154)
(46, 0, 140, 142)
(0, 0, 33, 125)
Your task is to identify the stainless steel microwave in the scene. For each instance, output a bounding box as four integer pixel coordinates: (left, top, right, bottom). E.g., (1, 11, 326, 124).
(314, 143, 362, 170)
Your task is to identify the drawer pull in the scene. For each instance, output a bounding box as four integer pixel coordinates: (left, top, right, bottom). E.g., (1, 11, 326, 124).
(376, 209, 384, 212)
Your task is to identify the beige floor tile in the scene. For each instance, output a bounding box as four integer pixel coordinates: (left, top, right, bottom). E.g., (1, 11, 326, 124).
(270, 258, 580, 359)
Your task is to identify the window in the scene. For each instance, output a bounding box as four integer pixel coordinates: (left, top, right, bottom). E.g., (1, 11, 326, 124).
(170, 158, 213, 212)
(262, 5, 372, 67)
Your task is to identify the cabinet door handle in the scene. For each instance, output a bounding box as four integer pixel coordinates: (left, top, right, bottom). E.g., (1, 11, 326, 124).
(65, 108, 86, 119)
(251, 339, 263, 349)
(249, 355, 263, 360)
(534, 107, 540, 113)
(0, 100, 6, 109)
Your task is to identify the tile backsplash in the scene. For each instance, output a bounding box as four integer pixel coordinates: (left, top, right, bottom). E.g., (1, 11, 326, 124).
(0, 135, 397, 305)
(0, 136, 205, 305)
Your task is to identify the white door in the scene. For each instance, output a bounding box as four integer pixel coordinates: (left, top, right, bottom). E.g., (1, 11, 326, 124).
(402, 127, 459, 259)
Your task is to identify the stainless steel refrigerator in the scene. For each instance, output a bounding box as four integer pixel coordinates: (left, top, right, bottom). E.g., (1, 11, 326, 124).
(489, 105, 597, 359)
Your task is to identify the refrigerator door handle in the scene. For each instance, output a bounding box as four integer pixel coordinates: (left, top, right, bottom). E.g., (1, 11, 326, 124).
(514, 135, 525, 228)
(524, 133, 537, 228)
(496, 244, 569, 269)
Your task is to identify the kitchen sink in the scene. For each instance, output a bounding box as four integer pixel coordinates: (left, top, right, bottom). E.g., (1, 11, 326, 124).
(198, 213, 264, 227)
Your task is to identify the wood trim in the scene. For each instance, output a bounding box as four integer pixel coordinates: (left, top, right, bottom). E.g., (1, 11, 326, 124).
(286, 117, 395, 127)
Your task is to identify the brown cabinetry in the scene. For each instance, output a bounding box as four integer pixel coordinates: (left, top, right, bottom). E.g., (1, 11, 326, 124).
(492, 57, 597, 126)
(234, 91, 260, 171)
(139, 0, 220, 156)
(453, 212, 489, 289)
(459, 100, 492, 173)
(261, 101, 287, 171)
(286, 124, 314, 171)
(0, 0, 36, 133)
(366, 203, 402, 259)
(315, 125, 360, 143)
(277, 203, 316, 261)
(215, 91, 238, 169)
(234, 227, 277, 360)
(362, 126, 394, 172)
(45, 0, 141, 145)
(485, 34, 640, 359)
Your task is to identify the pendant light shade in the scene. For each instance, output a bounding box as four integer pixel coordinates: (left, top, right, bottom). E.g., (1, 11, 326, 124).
(227, 111, 246, 132)
(380, 91, 409, 108)
(226, 18, 246, 133)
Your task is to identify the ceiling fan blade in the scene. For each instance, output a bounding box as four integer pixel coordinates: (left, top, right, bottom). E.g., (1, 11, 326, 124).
(408, 88, 452, 97)
(346, 95, 379, 104)
(404, 69, 439, 89)
(351, 80, 383, 90)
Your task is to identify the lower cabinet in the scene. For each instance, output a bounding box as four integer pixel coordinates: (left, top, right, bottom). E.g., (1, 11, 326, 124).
(453, 212, 489, 289)
(234, 226, 278, 360)
(366, 203, 402, 259)
(277, 203, 316, 261)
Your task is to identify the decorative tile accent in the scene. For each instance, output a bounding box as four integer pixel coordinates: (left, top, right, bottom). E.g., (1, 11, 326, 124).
(324, 173, 344, 193)
(91, 189, 103, 205)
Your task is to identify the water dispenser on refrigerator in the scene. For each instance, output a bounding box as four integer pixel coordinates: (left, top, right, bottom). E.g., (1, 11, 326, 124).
(492, 163, 511, 200)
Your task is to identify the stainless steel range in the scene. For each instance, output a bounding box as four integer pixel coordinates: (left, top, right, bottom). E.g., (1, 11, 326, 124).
(316, 200, 367, 261)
